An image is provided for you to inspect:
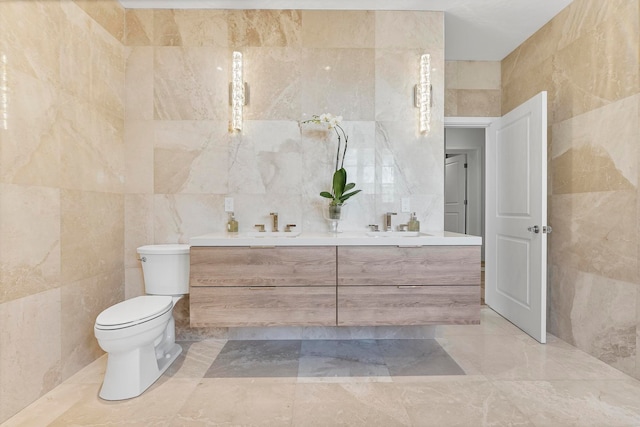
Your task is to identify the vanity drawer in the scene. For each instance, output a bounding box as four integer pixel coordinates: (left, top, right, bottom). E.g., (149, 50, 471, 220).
(337, 246, 480, 286)
(337, 285, 480, 326)
(190, 286, 337, 327)
(190, 246, 336, 287)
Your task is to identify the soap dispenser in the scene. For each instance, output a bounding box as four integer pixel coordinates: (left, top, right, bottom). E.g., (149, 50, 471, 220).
(227, 212, 238, 233)
(408, 212, 420, 232)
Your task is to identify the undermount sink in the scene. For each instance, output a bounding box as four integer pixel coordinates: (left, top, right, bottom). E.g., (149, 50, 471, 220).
(246, 231, 301, 237)
(366, 231, 427, 237)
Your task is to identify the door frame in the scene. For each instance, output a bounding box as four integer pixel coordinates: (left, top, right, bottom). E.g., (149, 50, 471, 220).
(445, 116, 497, 241)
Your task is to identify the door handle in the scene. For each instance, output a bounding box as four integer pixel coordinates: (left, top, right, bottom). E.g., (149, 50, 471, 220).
(527, 225, 540, 234)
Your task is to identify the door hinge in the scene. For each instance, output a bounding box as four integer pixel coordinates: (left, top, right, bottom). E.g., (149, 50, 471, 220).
(464, 200, 468, 205)
(464, 163, 468, 168)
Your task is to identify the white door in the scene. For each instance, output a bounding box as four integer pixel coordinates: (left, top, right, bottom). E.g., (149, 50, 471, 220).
(485, 91, 548, 343)
(444, 154, 467, 234)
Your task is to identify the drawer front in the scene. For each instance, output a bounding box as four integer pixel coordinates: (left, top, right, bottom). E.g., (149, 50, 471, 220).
(190, 246, 336, 287)
(337, 285, 480, 326)
(190, 286, 337, 327)
(338, 246, 480, 286)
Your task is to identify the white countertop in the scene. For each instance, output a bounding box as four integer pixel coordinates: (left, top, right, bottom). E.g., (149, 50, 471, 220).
(189, 231, 482, 247)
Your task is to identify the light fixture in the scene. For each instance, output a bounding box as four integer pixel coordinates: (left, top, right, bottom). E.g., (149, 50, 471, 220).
(229, 51, 249, 132)
(414, 53, 431, 134)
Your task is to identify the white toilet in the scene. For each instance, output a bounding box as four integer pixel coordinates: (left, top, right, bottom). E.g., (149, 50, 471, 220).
(94, 244, 190, 400)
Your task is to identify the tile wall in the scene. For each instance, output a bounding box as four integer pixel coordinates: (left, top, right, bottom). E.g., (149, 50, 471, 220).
(445, 60, 501, 117)
(122, 10, 446, 337)
(502, 0, 640, 379)
(0, 0, 126, 422)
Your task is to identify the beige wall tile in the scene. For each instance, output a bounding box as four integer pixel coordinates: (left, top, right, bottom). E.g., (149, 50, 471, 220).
(59, 95, 125, 193)
(450, 61, 501, 90)
(125, 266, 145, 299)
(1, 69, 61, 187)
(0, 184, 60, 304)
(0, 1, 63, 86)
(61, 190, 124, 285)
(375, 49, 425, 122)
(73, 0, 124, 43)
(375, 11, 443, 49)
(551, 95, 638, 194)
(153, 47, 229, 120)
(153, 194, 226, 244)
(0, 289, 62, 422)
(125, 9, 153, 46)
(153, 121, 229, 194)
(124, 194, 154, 268)
(229, 10, 302, 48)
(550, 191, 637, 285)
(301, 48, 375, 121)
(549, 265, 637, 377)
(243, 47, 301, 120)
(60, 272, 122, 381)
(456, 90, 501, 117)
(124, 120, 154, 194)
(125, 47, 154, 121)
(153, 9, 228, 47)
(301, 11, 374, 48)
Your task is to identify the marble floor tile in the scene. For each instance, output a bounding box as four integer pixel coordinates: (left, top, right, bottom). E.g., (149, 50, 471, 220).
(165, 339, 226, 379)
(378, 339, 465, 377)
(392, 379, 534, 426)
(291, 382, 412, 426)
(174, 378, 296, 426)
(494, 379, 640, 426)
(440, 331, 634, 381)
(298, 339, 390, 381)
(203, 340, 301, 378)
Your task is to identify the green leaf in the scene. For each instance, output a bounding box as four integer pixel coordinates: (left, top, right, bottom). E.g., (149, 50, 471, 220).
(332, 168, 347, 199)
(319, 191, 334, 199)
(339, 189, 362, 203)
(344, 182, 355, 192)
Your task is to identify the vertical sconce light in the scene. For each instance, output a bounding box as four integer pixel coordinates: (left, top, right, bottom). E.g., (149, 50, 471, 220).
(230, 51, 248, 132)
(414, 53, 431, 134)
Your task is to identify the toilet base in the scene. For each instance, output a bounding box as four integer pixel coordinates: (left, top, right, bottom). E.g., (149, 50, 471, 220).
(99, 342, 182, 401)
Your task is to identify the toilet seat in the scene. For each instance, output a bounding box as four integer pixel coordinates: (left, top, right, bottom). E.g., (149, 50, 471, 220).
(95, 296, 173, 330)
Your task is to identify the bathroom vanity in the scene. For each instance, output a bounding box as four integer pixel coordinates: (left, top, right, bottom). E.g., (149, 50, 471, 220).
(188, 232, 481, 327)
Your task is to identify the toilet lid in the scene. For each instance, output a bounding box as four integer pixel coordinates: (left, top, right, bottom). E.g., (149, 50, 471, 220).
(95, 296, 173, 330)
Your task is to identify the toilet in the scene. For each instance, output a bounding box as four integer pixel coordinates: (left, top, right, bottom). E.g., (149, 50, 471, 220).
(94, 244, 190, 400)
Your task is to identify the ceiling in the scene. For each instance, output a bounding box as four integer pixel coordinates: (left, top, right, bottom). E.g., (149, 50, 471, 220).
(117, 0, 574, 61)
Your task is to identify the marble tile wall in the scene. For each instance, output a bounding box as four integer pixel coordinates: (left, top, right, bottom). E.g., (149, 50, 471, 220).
(502, 0, 640, 379)
(445, 61, 501, 117)
(123, 10, 445, 337)
(0, 0, 125, 422)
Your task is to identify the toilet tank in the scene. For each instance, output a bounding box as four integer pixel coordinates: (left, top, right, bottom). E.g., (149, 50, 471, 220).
(137, 244, 190, 295)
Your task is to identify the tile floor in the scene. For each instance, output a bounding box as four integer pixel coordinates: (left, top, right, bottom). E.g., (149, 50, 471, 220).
(5, 307, 640, 426)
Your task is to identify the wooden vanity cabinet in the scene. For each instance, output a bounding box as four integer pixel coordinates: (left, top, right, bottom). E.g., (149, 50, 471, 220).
(337, 246, 481, 326)
(189, 246, 336, 327)
(189, 244, 481, 328)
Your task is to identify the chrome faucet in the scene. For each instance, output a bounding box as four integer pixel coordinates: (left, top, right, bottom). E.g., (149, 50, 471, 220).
(384, 212, 397, 231)
(270, 212, 279, 232)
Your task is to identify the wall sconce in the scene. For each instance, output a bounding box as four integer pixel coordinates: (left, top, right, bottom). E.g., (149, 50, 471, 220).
(414, 53, 431, 134)
(229, 51, 249, 132)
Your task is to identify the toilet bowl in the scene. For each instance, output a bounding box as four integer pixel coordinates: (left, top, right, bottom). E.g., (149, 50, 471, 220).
(94, 244, 189, 401)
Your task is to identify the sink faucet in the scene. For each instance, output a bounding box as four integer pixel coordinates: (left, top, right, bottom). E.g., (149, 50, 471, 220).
(384, 212, 397, 231)
(270, 212, 279, 232)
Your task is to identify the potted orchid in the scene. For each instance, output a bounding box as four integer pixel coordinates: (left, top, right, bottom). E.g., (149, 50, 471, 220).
(301, 113, 361, 219)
